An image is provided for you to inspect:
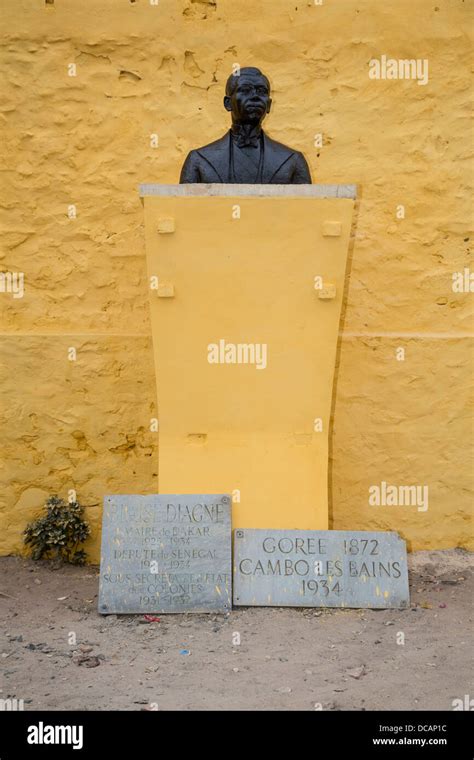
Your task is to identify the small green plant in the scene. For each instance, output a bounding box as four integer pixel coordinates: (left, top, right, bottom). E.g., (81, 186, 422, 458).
(23, 495, 90, 565)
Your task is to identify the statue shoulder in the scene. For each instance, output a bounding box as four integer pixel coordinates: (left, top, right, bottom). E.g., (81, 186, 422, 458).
(180, 133, 229, 183)
(263, 133, 312, 183)
(189, 133, 229, 158)
(263, 134, 299, 158)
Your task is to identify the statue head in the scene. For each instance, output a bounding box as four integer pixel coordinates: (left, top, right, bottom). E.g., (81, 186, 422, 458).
(224, 67, 272, 127)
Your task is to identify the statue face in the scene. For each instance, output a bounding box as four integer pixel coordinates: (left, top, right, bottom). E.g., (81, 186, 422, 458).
(224, 72, 272, 124)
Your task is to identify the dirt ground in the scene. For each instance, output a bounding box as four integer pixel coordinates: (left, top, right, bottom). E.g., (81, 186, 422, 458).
(0, 549, 472, 711)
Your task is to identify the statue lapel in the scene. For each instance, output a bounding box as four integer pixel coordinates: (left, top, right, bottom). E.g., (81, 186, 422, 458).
(261, 133, 295, 183)
(195, 132, 231, 182)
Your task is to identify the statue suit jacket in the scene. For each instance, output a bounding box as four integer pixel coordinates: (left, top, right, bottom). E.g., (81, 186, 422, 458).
(180, 130, 312, 184)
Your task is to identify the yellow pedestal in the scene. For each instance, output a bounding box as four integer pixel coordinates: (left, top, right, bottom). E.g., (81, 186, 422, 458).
(141, 184, 356, 530)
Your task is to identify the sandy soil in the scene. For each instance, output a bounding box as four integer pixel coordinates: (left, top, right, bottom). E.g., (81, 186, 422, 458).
(0, 550, 472, 711)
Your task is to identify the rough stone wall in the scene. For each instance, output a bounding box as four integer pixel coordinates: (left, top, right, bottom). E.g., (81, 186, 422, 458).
(1, 0, 472, 561)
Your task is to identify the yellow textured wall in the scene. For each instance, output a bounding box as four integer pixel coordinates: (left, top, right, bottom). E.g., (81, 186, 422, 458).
(0, 0, 472, 561)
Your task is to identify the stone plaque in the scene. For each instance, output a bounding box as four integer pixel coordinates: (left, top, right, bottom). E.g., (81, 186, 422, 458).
(98, 494, 232, 614)
(233, 529, 409, 609)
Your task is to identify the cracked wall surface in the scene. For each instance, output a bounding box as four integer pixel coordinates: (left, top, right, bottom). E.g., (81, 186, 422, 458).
(0, 0, 472, 561)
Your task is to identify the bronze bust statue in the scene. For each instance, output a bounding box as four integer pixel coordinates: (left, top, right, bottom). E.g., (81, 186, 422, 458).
(180, 67, 312, 184)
